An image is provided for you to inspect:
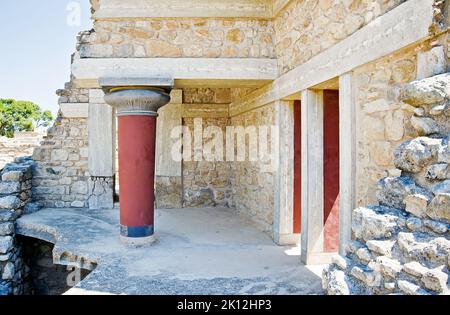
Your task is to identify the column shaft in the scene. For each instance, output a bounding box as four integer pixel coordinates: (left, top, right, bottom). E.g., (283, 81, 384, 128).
(118, 115, 157, 239)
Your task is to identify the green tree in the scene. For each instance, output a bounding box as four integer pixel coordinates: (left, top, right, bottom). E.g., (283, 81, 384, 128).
(0, 98, 54, 138)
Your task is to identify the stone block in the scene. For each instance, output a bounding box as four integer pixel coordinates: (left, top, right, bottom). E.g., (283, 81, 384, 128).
(376, 256, 402, 278)
(0, 182, 21, 195)
(377, 176, 432, 210)
(0, 211, 16, 223)
(332, 255, 349, 270)
(350, 266, 380, 287)
(0, 223, 14, 236)
(1, 262, 14, 280)
(403, 261, 429, 278)
(0, 236, 13, 254)
(427, 193, 450, 222)
(426, 163, 449, 180)
(398, 280, 430, 295)
(423, 219, 448, 234)
(416, 46, 446, 80)
(410, 116, 440, 136)
(394, 137, 443, 173)
(366, 240, 395, 256)
(352, 206, 403, 241)
(421, 268, 448, 293)
(404, 194, 430, 218)
(356, 248, 372, 264)
(406, 217, 423, 231)
(402, 73, 449, 106)
(0, 196, 20, 210)
(1, 171, 23, 182)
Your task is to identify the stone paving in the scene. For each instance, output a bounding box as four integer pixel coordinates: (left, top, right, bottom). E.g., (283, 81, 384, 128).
(16, 207, 324, 295)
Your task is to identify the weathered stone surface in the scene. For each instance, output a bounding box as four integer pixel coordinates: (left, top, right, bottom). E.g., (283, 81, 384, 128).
(432, 180, 450, 194)
(0, 182, 21, 195)
(375, 256, 402, 278)
(0, 236, 13, 254)
(0, 223, 14, 236)
(356, 248, 372, 264)
(430, 103, 449, 116)
(404, 194, 430, 218)
(1, 171, 23, 182)
(402, 73, 450, 106)
(332, 255, 349, 270)
(398, 232, 450, 265)
(417, 46, 446, 80)
(0, 211, 16, 223)
(350, 266, 380, 287)
(23, 202, 42, 215)
(345, 240, 364, 255)
(377, 176, 431, 209)
(394, 138, 442, 173)
(403, 261, 429, 278)
(352, 206, 403, 241)
(0, 196, 20, 210)
(366, 240, 395, 256)
(410, 116, 440, 136)
(1, 262, 14, 280)
(427, 193, 450, 221)
(421, 268, 448, 293)
(406, 216, 423, 231)
(398, 280, 431, 295)
(423, 219, 448, 234)
(322, 266, 350, 295)
(426, 163, 449, 180)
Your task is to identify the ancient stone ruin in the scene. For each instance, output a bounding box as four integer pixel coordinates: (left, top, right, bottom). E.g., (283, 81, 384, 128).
(1, 0, 449, 295)
(323, 73, 450, 295)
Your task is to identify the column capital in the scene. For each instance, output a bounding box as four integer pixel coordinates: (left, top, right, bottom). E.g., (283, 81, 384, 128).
(100, 77, 173, 116)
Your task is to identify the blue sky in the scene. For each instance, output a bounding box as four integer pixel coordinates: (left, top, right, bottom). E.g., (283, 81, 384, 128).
(0, 0, 92, 115)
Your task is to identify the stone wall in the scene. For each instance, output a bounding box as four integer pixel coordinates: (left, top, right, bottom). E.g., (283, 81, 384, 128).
(78, 18, 275, 58)
(182, 117, 233, 208)
(0, 157, 35, 295)
(323, 73, 450, 295)
(274, 0, 406, 74)
(354, 35, 449, 206)
(0, 132, 43, 170)
(230, 103, 277, 234)
(32, 88, 90, 209)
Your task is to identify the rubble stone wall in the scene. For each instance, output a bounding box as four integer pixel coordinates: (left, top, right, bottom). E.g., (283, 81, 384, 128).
(354, 34, 449, 206)
(0, 133, 43, 170)
(274, 0, 406, 74)
(230, 103, 277, 234)
(31, 86, 90, 209)
(0, 157, 36, 295)
(78, 18, 275, 59)
(323, 72, 450, 295)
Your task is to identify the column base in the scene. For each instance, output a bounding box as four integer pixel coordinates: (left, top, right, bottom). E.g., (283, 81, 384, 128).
(120, 235, 156, 247)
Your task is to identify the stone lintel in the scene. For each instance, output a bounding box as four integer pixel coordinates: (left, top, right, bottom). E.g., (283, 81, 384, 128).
(93, 0, 273, 20)
(72, 58, 278, 89)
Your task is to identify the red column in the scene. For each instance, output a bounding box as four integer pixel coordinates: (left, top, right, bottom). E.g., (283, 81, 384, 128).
(118, 115, 157, 240)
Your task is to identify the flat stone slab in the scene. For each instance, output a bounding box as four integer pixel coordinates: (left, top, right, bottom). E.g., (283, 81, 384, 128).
(16, 207, 323, 295)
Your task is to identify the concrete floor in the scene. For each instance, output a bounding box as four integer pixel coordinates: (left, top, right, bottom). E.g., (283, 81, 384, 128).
(16, 207, 324, 295)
